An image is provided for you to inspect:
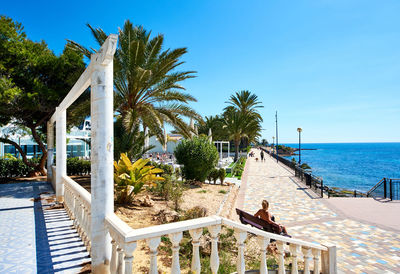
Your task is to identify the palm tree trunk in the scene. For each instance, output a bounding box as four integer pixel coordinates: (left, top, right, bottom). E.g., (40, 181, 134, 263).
(234, 139, 239, 162)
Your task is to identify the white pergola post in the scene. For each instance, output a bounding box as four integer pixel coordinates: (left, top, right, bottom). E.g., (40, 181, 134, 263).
(55, 108, 66, 202)
(227, 141, 230, 158)
(220, 142, 223, 160)
(90, 37, 116, 273)
(47, 121, 54, 183)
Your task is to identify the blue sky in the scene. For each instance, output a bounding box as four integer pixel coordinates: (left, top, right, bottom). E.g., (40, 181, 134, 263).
(2, 0, 400, 143)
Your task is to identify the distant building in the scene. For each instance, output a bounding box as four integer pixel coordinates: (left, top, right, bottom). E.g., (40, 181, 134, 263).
(0, 119, 91, 159)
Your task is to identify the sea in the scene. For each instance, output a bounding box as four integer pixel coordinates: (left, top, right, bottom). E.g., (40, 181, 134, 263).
(282, 143, 400, 193)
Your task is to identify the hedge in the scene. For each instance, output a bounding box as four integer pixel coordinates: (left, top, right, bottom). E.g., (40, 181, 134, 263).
(66, 157, 91, 176)
(0, 158, 37, 178)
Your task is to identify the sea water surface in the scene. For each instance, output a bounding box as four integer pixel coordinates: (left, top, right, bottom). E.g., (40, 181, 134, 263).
(282, 143, 400, 193)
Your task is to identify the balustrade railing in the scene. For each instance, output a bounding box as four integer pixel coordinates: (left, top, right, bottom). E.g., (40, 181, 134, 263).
(105, 214, 336, 274)
(62, 175, 92, 252)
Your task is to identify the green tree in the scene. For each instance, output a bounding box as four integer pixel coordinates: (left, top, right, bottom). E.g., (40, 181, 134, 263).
(223, 108, 261, 161)
(174, 136, 219, 182)
(223, 90, 263, 158)
(197, 115, 228, 141)
(0, 16, 85, 175)
(68, 20, 200, 145)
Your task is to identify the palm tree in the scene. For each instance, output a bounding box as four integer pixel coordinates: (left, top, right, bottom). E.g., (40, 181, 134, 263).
(223, 91, 263, 157)
(68, 20, 200, 146)
(225, 90, 263, 121)
(197, 115, 227, 141)
(223, 108, 261, 161)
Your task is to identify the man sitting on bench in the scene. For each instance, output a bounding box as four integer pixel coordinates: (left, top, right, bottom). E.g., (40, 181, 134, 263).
(254, 200, 288, 235)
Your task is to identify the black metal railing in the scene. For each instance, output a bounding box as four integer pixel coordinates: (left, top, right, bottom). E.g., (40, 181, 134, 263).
(367, 178, 400, 200)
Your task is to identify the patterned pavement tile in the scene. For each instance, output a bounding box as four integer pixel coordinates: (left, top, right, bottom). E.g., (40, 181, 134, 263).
(240, 151, 400, 273)
(0, 182, 90, 273)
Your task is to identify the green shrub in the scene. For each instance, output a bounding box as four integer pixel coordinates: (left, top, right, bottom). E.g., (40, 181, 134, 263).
(0, 158, 36, 178)
(212, 168, 221, 184)
(174, 136, 219, 182)
(150, 161, 174, 177)
(218, 168, 226, 185)
(67, 157, 91, 175)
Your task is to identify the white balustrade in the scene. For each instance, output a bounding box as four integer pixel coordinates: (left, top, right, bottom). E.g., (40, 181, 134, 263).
(62, 175, 91, 252)
(104, 214, 336, 274)
(276, 241, 285, 274)
(234, 229, 247, 274)
(302, 247, 312, 274)
(208, 224, 221, 274)
(312, 248, 321, 274)
(189, 228, 203, 274)
(289, 244, 299, 274)
(256, 236, 270, 274)
(147, 237, 161, 274)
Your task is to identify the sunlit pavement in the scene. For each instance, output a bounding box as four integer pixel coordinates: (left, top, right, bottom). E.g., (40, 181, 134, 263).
(239, 150, 400, 273)
(0, 181, 90, 273)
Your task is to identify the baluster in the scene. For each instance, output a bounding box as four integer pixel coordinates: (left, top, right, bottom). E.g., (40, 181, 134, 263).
(169, 232, 183, 274)
(276, 241, 285, 274)
(189, 228, 203, 274)
(123, 243, 137, 274)
(146, 237, 161, 274)
(256, 236, 270, 274)
(234, 229, 247, 274)
(289, 244, 299, 274)
(110, 239, 118, 273)
(302, 247, 312, 274)
(117, 247, 124, 274)
(312, 249, 321, 274)
(208, 225, 221, 274)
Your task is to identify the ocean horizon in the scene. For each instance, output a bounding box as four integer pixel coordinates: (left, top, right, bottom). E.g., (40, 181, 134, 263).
(281, 142, 400, 193)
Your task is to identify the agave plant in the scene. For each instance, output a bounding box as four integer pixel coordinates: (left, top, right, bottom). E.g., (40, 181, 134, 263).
(114, 153, 164, 204)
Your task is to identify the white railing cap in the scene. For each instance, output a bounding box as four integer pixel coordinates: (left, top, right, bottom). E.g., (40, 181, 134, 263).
(63, 175, 91, 206)
(221, 217, 328, 251)
(124, 216, 222, 242)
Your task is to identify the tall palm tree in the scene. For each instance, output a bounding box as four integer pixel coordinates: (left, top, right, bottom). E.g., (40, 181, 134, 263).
(225, 90, 263, 121)
(223, 108, 261, 161)
(197, 115, 227, 141)
(223, 91, 263, 158)
(68, 20, 200, 146)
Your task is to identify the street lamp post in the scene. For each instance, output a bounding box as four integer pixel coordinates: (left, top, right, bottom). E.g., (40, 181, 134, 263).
(272, 136, 275, 154)
(297, 128, 302, 164)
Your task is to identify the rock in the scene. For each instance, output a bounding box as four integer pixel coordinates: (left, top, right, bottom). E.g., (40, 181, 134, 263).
(153, 209, 179, 224)
(137, 195, 154, 207)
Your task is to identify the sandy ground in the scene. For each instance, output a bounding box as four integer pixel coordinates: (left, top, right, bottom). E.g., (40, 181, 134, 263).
(113, 183, 236, 273)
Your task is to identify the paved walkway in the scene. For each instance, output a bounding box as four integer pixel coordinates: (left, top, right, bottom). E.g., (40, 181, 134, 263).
(0, 181, 90, 273)
(239, 150, 400, 274)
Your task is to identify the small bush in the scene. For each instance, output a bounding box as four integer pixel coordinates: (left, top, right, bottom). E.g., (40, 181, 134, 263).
(218, 168, 226, 184)
(67, 157, 91, 176)
(210, 168, 220, 184)
(0, 158, 36, 178)
(174, 136, 219, 182)
(219, 190, 227, 194)
(180, 206, 207, 221)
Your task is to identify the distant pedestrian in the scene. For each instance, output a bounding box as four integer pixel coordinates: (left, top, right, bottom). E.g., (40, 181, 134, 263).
(260, 150, 264, 161)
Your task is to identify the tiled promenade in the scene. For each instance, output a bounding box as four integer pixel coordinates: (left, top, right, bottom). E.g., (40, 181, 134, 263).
(239, 150, 400, 273)
(0, 181, 90, 273)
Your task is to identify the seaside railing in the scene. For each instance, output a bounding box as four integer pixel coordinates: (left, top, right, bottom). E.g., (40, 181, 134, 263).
(367, 178, 400, 200)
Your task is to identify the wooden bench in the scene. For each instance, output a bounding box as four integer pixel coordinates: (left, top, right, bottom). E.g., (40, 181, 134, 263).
(236, 208, 282, 235)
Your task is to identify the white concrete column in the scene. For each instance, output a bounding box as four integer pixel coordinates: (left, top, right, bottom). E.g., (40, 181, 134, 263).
(55, 108, 66, 202)
(227, 142, 230, 159)
(47, 121, 54, 183)
(90, 39, 116, 273)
